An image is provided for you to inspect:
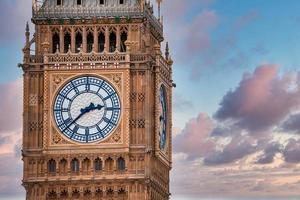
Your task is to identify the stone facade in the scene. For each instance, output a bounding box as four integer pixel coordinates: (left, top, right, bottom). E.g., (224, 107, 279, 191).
(21, 0, 173, 199)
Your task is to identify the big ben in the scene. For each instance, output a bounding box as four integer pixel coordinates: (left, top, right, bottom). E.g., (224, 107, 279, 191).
(21, 0, 173, 199)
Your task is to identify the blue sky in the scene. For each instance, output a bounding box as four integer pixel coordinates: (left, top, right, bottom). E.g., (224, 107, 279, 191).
(2, 0, 300, 199)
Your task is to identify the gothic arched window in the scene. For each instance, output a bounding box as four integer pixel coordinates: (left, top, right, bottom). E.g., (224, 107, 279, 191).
(87, 32, 94, 53)
(77, 0, 82, 5)
(82, 157, 90, 174)
(75, 32, 82, 53)
(57, 0, 62, 6)
(100, 0, 104, 5)
(117, 157, 125, 171)
(120, 32, 127, 52)
(52, 33, 60, 53)
(98, 32, 105, 53)
(71, 158, 79, 172)
(94, 158, 102, 171)
(109, 32, 116, 53)
(48, 159, 56, 173)
(120, 0, 124, 4)
(64, 32, 71, 53)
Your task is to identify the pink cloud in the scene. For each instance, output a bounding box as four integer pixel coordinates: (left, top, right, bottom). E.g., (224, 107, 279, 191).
(0, 79, 23, 196)
(173, 113, 215, 159)
(214, 64, 300, 132)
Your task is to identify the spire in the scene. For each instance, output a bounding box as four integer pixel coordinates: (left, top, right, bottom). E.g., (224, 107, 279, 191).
(165, 42, 169, 60)
(156, 0, 162, 20)
(26, 22, 29, 33)
(25, 22, 30, 47)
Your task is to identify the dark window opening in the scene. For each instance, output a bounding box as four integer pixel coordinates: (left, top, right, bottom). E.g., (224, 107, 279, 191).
(87, 32, 94, 53)
(52, 33, 60, 53)
(77, 0, 82, 5)
(120, 0, 124, 4)
(75, 32, 82, 53)
(98, 32, 105, 53)
(48, 159, 56, 173)
(57, 0, 62, 6)
(120, 32, 127, 52)
(95, 189, 103, 197)
(60, 190, 68, 198)
(64, 33, 71, 53)
(107, 189, 114, 197)
(109, 32, 116, 53)
(100, 0, 104, 5)
(94, 158, 102, 171)
(117, 157, 125, 171)
(71, 158, 79, 172)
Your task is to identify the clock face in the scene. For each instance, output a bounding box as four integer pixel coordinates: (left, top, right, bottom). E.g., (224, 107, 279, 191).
(53, 76, 121, 143)
(159, 85, 167, 150)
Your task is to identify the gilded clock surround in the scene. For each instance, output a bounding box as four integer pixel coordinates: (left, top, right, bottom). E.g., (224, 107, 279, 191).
(21, 0, 173, 199)
(47, 71, 128, 147)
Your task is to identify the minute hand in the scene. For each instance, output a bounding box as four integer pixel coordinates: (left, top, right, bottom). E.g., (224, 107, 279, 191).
(63, 103, 104, 131)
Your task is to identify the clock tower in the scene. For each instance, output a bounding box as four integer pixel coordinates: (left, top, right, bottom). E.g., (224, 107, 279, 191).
(21, 0, 173, 200)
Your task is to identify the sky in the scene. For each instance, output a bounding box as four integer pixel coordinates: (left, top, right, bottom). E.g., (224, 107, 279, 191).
(2, 0, 300, 199)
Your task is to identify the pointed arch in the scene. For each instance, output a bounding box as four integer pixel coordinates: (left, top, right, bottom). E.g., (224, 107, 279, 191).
(87, 32, 94, 53)
(120, 31, 128, 52)
(48, 159, 56, 173)
(117, 157, 126, 171)
(98, 32, 105, 53)
(71, 158, 79, 172)
(94, 157, 103, 171)
(75, 32, 83, 53)
(52, 32, 60, 53)
(109, 31, 116, 52)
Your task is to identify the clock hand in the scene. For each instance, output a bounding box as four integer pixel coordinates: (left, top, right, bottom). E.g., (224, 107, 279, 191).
(62, 103, 105, 132)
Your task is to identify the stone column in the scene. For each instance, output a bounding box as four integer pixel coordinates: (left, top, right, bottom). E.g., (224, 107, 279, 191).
(94, 26, 98, 53)
(71, 27, 75, 53)
(83, 27, 87, 53)
(60, 26, 64, 53)
(116, 26, 120, 52)
(105, 26, 109, 52)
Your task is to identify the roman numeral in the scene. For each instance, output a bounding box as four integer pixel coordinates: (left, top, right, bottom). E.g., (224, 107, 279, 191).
(103, 117, 116, 126)
(71, 82, 80, 94)
(64, 117, 72, 125)
(96, 126, 105, 138)
(103, 93, 116, 101)
(59, 94, 72, 101)
(106, 107, 120, 111)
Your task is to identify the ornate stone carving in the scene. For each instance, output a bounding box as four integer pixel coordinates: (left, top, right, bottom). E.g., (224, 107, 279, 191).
(102, 126, 122, 144)
(52, 127, 69, 145)
(29, 94, 38, 106)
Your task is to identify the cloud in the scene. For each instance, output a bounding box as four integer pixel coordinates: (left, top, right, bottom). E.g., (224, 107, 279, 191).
(204, 135, 257, 165)
(281, 113, 300, 134)
(0, 79, 23, 196)
(173, 113, 215, 160)
(256, 143, 282, 164)
(283, 139, 300, 163)
(214, 64, 300, 133)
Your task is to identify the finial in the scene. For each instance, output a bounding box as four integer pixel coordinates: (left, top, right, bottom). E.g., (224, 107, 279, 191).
(26, 22, 29, 32)
(165, 42, 169, 60)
